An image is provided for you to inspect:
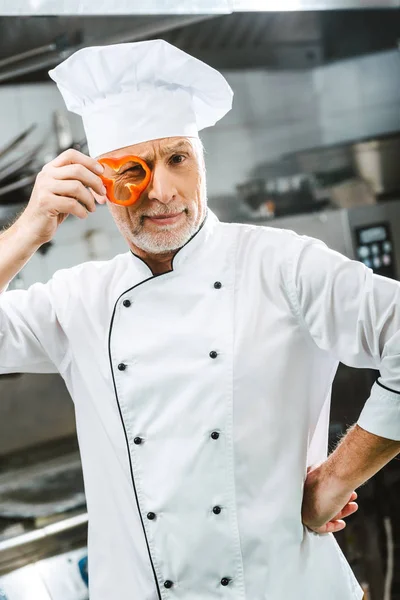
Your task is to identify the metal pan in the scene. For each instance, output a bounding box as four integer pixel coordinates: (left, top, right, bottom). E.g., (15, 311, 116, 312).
(0, 453, 86, 519)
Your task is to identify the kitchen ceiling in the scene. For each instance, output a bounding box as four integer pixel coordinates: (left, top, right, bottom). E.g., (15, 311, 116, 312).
(0, 0, 399, 14)
(0, 8, 399, 83)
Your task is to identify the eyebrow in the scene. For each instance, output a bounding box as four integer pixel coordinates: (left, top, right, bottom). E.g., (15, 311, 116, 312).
(139, 141, 193, 163)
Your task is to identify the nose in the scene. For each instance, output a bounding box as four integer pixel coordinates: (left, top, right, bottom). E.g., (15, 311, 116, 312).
(146, 163, 177, 205)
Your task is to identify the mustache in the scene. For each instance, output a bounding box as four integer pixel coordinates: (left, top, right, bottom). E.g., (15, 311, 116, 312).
(140, 206, 189, 220)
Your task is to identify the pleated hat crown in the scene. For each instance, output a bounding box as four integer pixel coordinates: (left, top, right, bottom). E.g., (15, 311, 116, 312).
(48, 39, 233, 157)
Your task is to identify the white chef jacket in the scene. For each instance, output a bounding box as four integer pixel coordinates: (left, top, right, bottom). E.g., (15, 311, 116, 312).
(1, 208, 400, 600)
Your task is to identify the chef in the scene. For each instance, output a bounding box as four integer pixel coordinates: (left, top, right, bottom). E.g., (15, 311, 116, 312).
(0, 39, 399, 600)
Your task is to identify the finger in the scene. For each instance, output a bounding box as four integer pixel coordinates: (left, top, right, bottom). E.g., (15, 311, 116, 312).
(332, 502, 358, 521)
(49, 148, 104, 176)
(47, 194, 91, 220)
(313, 520, 347, 535)
(330, 491, 358, 520)
(89, 186, 108, 205)
(51, 180, 96, 213)
(47, 164, 106, 197)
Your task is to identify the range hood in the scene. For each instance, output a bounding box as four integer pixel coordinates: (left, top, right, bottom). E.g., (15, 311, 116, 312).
(0, 6, 399, 83)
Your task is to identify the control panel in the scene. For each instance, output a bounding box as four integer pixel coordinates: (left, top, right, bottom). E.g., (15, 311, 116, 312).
(354, 222, 396, 279)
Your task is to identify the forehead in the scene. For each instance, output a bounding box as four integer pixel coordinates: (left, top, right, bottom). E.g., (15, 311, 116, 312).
(98, 137, 193, 161)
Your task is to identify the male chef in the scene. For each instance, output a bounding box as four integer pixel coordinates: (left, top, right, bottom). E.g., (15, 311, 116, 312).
(0, 40, 399, 600)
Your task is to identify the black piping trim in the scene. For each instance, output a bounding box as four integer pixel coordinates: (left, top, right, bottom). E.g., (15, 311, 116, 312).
(107, 211, 208, 597)
(108, 274, 163, 599)
(376, 379, 400, 395)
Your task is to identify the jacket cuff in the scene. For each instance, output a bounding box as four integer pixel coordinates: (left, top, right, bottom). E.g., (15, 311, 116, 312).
(357, 381, 400, 441)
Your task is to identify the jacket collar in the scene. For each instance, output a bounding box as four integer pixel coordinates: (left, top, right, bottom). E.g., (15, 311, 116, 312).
(128, 208, 219, 276)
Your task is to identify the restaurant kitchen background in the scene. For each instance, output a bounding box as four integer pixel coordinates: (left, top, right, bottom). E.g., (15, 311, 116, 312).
(0, 2, 399, 599)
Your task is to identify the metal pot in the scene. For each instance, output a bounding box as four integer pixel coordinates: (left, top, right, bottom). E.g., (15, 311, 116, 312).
(352, 133, 400, 196)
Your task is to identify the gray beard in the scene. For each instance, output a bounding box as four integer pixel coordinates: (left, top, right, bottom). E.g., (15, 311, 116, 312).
(131, 219, 201, 254)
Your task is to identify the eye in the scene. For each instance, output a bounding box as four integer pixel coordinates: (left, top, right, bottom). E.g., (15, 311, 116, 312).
(170, 154, 185, 165)
(122, 165, 142, 174)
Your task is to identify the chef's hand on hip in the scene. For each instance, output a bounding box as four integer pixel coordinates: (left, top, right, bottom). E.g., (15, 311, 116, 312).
(301, 464, 358, 534)
(16, 149, 107, 246)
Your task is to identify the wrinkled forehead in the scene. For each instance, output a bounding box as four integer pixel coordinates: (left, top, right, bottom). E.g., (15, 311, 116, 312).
(97, 136, 195, 162)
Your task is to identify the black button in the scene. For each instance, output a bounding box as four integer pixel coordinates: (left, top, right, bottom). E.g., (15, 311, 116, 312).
(214, 281, 222, 289)
(213, 506, 222, 515)
(209, 351, 218, 359)
(123, 299, 131, 307)
(221, 577, 231, 586)
(211, 431, 220, 440)
(118, 363, 126, 371)
(147, 512, 156, 520)
(164, 580, 174, 589)
(134, 437, 142, 445)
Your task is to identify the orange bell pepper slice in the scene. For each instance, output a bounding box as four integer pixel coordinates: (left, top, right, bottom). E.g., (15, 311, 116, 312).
(97, 155, 152, 206)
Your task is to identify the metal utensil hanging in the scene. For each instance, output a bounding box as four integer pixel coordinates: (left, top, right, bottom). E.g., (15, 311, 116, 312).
(0, 144, 44, 185)
(0, 124, 37, 161)
(0, 175, 36, 198)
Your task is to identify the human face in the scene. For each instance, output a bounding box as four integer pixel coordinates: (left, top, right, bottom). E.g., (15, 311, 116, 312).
(96, 136, 207, 255)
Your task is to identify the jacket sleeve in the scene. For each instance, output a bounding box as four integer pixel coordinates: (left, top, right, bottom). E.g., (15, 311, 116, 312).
(285, 234, 400, 441)
(0, 275, 70, 375)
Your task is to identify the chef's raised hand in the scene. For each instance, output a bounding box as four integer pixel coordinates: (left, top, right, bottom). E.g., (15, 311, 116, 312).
(16, 149, 107, 246)
(301, 464, 359, 534)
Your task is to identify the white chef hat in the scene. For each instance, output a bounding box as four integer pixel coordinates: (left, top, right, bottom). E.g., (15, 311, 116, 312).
(48, 39, 233, 158)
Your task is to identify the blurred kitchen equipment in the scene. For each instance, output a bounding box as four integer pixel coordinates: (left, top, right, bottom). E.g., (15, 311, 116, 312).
(0, 512, 88, 574)
(236, 178, 276, 219)
(237, 176, 329, 218)
(293, 142, 354, 178)
(0, 438, 88, 598)
(329, 178, 376, 209)
(286, 132, 400, 208)
(0, 111, 88, 216)
(237, 156, 328, 220)
(287, 142, 357, 205)
(0, 175, 36, 200)
(0, 125, 37, 161)
(0, 144, 44, 185)
(0, 453, 85, 520)
(352, 133, 400, 198)
(0, 126, 46, 210)
(0, 515, 89, 599)
(72, 137, 88, 154)
(53, 110, 73, 155)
